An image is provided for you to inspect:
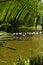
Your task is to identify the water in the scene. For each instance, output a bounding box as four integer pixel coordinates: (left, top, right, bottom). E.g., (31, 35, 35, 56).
(0, 34, 43, 65)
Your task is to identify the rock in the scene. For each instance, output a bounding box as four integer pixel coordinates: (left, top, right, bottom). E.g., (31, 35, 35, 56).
(16, 37, 19, 40)
(13, 33, 16, 36)
(19, 32, 22, 35)
(35, 32, 39, 35)
(39, 32, 42, 34)
(15, 33, 19, 35)
(33, 32, 36, 35)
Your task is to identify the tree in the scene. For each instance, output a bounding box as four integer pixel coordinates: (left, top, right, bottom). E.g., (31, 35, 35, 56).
(0, 0, 38, 32)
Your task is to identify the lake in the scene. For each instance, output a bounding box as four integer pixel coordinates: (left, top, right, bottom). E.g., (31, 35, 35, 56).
(0, 34, 43, 65)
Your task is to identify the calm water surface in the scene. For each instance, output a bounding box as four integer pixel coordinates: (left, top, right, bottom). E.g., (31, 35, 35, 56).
(0, 35, 43, 64)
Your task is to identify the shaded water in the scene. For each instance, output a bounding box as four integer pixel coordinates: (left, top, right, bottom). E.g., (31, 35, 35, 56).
(0, 34, 43, 65)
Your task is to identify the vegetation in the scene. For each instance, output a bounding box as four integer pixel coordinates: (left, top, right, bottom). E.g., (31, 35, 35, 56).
(0, 31, 12, 46)
(0, 55, 43, 65)
(0, 0, 43, 65)
(13, 55, 43, 65)
(0, 34, 43, 65)
(0, 0, 39, 32)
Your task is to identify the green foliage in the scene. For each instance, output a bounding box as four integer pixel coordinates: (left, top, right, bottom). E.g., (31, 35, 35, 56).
(14, 56, 30, 65)
(13, 54, 43, 65)
(0, 0, 38, 32)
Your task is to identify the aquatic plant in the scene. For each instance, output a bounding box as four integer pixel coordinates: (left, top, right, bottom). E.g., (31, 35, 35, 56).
(13, 54, 43, 65)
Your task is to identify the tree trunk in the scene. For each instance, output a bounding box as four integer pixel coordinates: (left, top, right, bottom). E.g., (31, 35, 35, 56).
(42, 24, 43, 31)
